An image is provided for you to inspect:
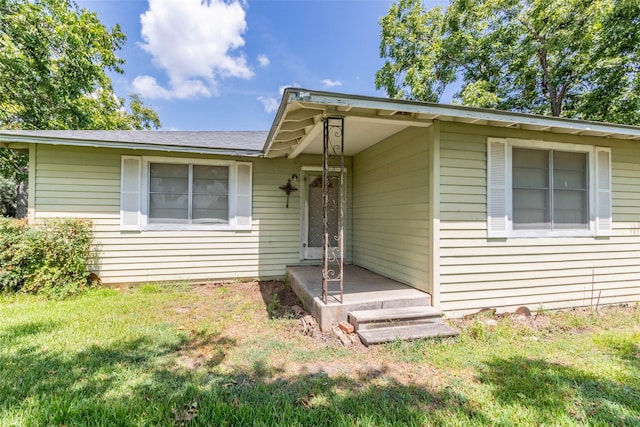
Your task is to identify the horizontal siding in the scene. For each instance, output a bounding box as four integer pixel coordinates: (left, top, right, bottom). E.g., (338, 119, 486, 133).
(438, 123, 640, 317)
(33, 145, 352, 283)
(352, 126, 430, 291)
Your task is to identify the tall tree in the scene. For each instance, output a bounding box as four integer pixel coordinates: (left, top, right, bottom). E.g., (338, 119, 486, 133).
(0, 0, 161, 217)
(376, 0, 640, 125)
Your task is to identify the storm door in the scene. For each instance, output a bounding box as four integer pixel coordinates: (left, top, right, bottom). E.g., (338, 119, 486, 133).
(303, 173, 340, 259)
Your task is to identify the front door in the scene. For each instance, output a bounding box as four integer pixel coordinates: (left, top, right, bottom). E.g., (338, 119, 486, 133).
(303, 173, 341, 260)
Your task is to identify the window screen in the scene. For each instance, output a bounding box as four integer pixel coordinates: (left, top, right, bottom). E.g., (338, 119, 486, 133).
(149, 163, 229, 224)
(512, 148, 588, 230)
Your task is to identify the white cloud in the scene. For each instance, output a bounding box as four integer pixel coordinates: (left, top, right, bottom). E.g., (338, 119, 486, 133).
(134, 0, 253, 100)
(257, 96, 279, 113)
(132, 75, 211, 99)
(257, 83, 301, 113)
(257, 54, 270, 67)
(322, 79, 342, 88)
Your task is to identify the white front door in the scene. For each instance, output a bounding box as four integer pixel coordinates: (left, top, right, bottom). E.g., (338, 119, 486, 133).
(302, 172, 341, 260)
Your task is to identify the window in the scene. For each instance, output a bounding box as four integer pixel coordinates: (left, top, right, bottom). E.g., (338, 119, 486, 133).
(120, 156, 252, 231)
(488, 139, 611, 238)
(149, 163, 229, 224)
(512, 148, 588, 230)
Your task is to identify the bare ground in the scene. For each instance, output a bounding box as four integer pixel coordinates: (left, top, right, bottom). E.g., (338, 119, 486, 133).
(139, 279, 638, 387)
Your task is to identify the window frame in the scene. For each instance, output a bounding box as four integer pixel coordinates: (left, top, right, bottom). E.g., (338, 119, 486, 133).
(120, 155, 252, 232)
(489, 138, 599, 238)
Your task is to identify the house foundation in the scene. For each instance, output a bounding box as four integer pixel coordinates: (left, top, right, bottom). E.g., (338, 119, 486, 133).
(287, 265, 431, 332)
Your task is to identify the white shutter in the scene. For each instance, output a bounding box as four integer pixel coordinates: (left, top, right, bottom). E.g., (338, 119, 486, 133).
(487, 139, 508, 237)
(595, 147, 612, 236)
(234, 162, 252, 230)
(120, 156, 142, 230)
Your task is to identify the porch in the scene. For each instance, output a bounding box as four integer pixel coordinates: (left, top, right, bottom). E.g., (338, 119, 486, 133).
(287, 265, 432, 332)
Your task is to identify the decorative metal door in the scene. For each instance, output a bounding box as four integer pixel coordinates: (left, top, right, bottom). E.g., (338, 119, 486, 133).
(304, 174, 339, 259)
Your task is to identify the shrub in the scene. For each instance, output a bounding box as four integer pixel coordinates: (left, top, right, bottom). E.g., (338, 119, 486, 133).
(0, 176, 17, 217)
(0, 218, 96, 298)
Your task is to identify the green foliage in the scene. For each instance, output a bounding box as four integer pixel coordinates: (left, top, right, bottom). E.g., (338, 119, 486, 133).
(376, 0, 640, 125)
(0, 218, 96, 298)
(0, 0, 160, 131)
(136, 283, 163, 294)
(0, 175, 16, 217)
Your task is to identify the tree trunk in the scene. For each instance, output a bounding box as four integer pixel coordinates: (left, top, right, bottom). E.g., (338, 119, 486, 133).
(15, 180, 27, 219)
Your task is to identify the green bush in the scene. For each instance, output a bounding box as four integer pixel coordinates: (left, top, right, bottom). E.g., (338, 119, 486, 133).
(0, 176, 17, 217)
(0, 218, 96, 298)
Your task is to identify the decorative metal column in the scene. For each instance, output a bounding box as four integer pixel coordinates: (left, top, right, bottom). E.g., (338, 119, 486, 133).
(322, 117, 345, 304)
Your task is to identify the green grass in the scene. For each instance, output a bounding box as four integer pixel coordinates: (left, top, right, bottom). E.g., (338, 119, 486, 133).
(1, 283, 639, 426)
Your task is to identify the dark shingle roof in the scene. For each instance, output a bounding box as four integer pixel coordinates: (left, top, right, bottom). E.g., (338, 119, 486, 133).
(0, 130, 268, 153)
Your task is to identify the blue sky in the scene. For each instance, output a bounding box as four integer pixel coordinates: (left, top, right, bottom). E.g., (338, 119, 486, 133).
(76, 0, 447, 131)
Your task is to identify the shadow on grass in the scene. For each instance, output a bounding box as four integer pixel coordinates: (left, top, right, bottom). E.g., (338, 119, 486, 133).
(478, 355, 640, 425)
(0, 320, 61, 341)
(0, 321, 488, 426)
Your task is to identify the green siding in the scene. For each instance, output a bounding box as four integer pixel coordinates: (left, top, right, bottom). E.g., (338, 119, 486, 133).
(438, 122, 640, 316)
(352, 126, 431, 291)
(33, 144, 352, 284)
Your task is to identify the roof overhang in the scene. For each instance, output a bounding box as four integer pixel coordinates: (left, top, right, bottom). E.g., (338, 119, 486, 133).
(0, 133, 264, 157)
(263, 89, 640, 158)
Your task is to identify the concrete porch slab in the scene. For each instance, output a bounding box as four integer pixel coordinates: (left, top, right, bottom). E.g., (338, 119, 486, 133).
(287, 265, 431, 332)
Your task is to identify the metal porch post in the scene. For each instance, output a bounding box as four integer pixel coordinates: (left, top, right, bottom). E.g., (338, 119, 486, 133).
(322, 117, 345, 304)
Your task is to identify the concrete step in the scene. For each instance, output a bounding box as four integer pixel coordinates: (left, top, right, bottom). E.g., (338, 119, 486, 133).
(348, 306, 443, 331)
(357, 323, 460, 346)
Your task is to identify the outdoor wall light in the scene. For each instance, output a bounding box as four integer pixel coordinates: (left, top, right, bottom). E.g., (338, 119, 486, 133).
(279, 176, 298, 208)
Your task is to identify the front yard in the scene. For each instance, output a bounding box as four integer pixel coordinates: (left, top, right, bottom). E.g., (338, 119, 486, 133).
(1, 281, 639, 426)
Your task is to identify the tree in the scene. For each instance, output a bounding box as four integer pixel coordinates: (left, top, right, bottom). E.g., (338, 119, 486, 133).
(0, 0, 161, 217)
(376, 0, 640, 125)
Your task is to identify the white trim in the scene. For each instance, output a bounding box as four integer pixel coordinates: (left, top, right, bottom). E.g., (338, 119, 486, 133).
(122, 155, 251, 231)
(487, 138, 509, 238)
(488, 138, 605, 238)
(232, 162, 253, 230)
(120, 155, 142, 230)
(595, 147, 612, 236)
(299, 166, 347, 260)
(27, 144, 36, 224)
(429, 121, 441, 308)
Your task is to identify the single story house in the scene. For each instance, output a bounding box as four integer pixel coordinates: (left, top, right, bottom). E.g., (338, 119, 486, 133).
(2, 88, 640, 317)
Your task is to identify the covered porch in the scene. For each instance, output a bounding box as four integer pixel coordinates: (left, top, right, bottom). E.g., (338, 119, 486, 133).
(287, 265, 432, 332)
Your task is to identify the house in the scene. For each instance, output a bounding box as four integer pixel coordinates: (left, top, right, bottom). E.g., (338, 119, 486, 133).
(2, 88, 640, 318)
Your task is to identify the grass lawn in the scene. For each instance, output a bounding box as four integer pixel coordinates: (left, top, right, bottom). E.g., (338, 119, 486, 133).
(1, 281, 639, 426)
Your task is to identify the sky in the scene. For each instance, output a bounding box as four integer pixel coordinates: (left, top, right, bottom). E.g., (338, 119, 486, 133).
(76, 0, 448, 131)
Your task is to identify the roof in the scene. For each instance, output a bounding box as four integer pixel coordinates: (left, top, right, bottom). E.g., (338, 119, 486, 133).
(263, 88, 640, 158)
(0, 130, 268, 156)
(3, 89, 640, 158)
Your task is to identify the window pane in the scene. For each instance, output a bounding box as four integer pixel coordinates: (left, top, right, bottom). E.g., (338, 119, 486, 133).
(192, 165, 229, 223)
(192, 194, 229, 223)
(149, 163, 188, 223)
(513, 189, 550, 229)
(553, 190, 588, 228)
(554, 151, 587, 190)
(149, 194, 188, 223)
(553, 151, 588, 228)
(513, 148, 549, 189)
(193, 165, 228, 194)
(513, 148, 550, 229)
(149, 163, 188, 193)
(147, 163, 230, 225)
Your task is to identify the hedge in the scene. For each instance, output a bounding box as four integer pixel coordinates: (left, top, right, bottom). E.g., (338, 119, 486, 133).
(0, 218, 97, 298)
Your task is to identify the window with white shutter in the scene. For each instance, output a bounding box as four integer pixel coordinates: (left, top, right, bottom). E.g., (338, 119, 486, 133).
(120, 156, 252, 231)
(486, 139, 611, 238)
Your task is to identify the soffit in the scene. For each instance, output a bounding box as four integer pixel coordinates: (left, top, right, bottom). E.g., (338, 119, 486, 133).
(263, 89, 640, 159)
